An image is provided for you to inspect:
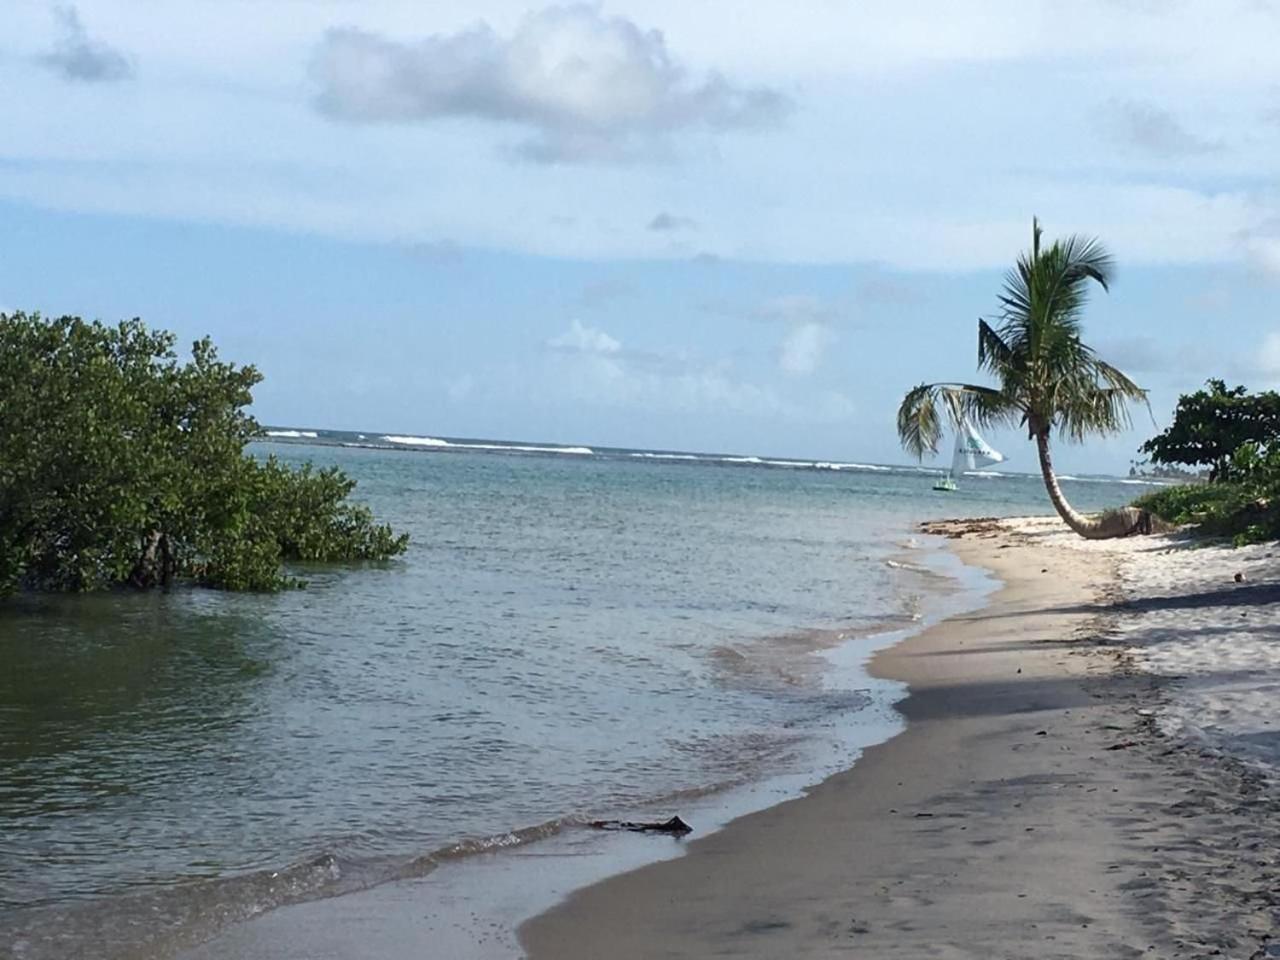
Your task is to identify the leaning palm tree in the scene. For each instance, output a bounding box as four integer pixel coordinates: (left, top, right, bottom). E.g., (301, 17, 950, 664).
(897, 219, 1150, 539)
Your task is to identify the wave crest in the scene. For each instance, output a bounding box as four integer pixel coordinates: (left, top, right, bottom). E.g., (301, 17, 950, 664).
(383, 436, 594, 455)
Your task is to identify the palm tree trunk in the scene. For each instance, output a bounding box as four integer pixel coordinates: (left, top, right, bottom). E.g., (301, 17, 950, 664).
(1034, 430, 1149, 539)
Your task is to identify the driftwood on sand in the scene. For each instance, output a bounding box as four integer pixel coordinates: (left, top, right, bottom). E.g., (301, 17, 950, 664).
(589, 816, 692, 835)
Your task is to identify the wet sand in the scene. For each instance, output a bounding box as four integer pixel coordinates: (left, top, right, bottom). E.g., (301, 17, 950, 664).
(521, 520, 1279, 959)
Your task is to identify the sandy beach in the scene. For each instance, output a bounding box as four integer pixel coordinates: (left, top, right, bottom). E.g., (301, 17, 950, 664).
(521, 518, 1280, 959)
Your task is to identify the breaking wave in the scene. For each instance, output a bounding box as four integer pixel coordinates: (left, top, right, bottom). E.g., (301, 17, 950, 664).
(382, 435, 594, 455)
(626, 452, 894, 472)
(1057, 474, 1172, 486)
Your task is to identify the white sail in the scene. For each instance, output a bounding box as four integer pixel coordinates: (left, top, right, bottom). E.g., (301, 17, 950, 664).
(950, 419, 1006, 476)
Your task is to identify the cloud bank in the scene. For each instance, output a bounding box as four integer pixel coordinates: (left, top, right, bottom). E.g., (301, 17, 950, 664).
(311, 4, 791, 163)
(40, 5, 134, 82)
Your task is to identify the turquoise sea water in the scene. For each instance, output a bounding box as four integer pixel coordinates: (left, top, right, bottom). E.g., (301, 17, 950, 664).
(0, 435, 1151, 957)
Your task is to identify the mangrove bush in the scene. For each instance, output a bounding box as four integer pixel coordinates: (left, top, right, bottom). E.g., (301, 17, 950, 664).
(0, 312, 406, 593)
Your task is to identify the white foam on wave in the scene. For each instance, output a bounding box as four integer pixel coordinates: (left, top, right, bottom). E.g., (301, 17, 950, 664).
(723, 457, 891, 471)
(1059, 474, 1171, 487)
(495, 444, 594, 455)
(265, 429, 318, 439)
(816, 462, 892, 472)
(383, 435, 594, 455)
(630, 452, 895, 472)
(383, 435, 450, 447)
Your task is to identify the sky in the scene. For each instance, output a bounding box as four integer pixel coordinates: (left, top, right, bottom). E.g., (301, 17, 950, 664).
(2, 0, 1279, 472)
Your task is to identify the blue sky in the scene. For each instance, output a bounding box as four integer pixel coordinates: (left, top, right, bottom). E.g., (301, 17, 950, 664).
(2, 1, 1279, 471)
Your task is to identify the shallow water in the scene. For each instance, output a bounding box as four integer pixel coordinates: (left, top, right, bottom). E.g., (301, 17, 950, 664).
(0, 440, 1146, 956)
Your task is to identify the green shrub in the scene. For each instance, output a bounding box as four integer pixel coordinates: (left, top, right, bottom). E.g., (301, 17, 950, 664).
(0, 312, 407, 594)
(1140, 379, 1280, 481)
(1134, 482, 1246, 527)
(1134, 443, 1280, 545)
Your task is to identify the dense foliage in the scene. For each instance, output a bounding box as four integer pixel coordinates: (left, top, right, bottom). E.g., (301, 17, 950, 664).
(1134, 440, 1280, 544)
(1139, 380, 1280, 482)
(1135, 383, 1280, 543)
(0, 312, 407, 594)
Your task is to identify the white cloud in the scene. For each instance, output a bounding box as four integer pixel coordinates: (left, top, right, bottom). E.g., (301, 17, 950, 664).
(736, 295, 839, 376)
(2, 2, 1279, 272)
(547, 318, 622, 355)
(311, 4, 791, 163)
(778, 321, 832, 375)
(39, 5, 134, 83)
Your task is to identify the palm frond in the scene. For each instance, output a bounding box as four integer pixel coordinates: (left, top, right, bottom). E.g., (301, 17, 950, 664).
(1051, 356, 1149, 442)
(898, 383, 944, 459)
(1056, 386, 1135, 443)
(977, 318, 1013, 377)
(1093, 358, 1145, 396)
(1094, 357, 1154, 425)
(897, 382, 1018, 459)
(994, 223, 1115, 358)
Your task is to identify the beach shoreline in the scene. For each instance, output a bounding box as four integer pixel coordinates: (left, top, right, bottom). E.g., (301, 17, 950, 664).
(155, 522, 985, 960)
(520, 518, 1278, 959)
(60, 514, 1279, 960)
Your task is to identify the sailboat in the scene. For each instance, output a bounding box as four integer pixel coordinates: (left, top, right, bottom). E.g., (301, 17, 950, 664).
(932, 417, 1006, 491)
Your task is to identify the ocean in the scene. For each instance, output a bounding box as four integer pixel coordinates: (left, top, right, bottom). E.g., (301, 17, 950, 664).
(0, 433, 1158, 958)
